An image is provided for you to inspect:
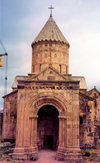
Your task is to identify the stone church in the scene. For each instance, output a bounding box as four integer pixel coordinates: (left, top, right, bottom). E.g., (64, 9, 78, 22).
(2, 13, 100, 161)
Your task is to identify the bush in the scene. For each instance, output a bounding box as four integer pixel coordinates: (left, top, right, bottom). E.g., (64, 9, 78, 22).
(84, 151, 90, 156)
(0, 153, 2, 158)
(81, 148, 97, 158)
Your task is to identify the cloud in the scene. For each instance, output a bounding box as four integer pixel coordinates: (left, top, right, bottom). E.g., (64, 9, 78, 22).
(0, 0, 100, 109)
(0, 41, 31, 107)
(0, 85, 12, 110)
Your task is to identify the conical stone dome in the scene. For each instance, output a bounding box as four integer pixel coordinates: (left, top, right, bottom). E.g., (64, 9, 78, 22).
(32, 15, 69, 46)
(31, 15, 70, 75)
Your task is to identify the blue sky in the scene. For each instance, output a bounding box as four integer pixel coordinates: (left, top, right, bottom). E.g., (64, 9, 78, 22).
(0, 0, 100, 109)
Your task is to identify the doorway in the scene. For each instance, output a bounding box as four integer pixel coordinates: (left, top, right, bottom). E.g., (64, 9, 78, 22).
(37, 105, 59, 150)
(43, 135, 53, 149)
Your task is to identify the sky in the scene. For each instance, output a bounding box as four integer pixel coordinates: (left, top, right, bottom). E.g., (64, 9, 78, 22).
(0, 0, 100, 109)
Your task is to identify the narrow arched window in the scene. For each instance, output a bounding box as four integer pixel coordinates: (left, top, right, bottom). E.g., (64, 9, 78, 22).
(66, 66, 68, 73)
(40, 64, 41, 72)
(80, 116, 83, 125)
(59, 64, 61, 73)
(33, 65, 35, 72)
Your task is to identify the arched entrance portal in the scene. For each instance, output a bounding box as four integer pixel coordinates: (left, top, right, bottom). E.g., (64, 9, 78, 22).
(37, 105, 59, 150)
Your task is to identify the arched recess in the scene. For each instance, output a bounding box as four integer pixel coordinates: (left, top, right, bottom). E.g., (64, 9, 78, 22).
(37, 105, 59, 150)
(32, 95, 67, 116)
(29, 96, 67, 151)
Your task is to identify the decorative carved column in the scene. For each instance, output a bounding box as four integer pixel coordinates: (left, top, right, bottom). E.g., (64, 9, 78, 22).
(29, 115, 38, 159)
(57, 115, 66, 160)
(65, 105, 82, 162)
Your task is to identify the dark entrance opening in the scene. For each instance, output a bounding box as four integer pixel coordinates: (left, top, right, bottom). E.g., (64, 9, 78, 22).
(37, 105, 59, 150)
(43, 135, 53, 149)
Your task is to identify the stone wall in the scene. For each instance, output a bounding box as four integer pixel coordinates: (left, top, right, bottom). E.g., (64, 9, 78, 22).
(0, 112, 3, 135)
(32, 41, 69, 74)
(2, 90, 17, 142)
(79, 92, 96, 148)
(96, 95, 100, 122)
(86, 88, 100, 146)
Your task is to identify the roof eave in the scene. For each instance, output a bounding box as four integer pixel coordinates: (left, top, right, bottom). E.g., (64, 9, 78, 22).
(31, 40, 70, 48)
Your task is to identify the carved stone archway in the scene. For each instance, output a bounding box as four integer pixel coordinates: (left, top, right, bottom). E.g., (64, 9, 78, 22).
(29, 96, 67, 159)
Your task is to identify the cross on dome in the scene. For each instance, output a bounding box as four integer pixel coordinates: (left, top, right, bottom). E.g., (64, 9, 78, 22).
(48, 5, 54, 17)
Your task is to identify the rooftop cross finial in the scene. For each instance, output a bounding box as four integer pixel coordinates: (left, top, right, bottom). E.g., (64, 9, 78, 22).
(48, 5, 54, 17)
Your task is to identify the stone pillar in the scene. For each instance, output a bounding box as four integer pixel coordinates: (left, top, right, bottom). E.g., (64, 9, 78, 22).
(13, 113, 38, 160)
(65, 104, 82, 162)
(29, 115, 38, 160)
(65, 125, 82, 162)
(96, 136, 100, 159)
(13, 94, 26, 160)
(57, 116, 66, 160)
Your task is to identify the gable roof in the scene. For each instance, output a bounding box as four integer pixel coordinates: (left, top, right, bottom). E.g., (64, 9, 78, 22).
(28, 65, 67, 81)
(72, 76, 87, 90)
(12, 76, 27, 89)
(87, 86, 100, 97)
(32, 15, 69, 46)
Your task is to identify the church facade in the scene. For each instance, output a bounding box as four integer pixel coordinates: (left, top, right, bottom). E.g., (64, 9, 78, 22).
(2, 14, 100, 161)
